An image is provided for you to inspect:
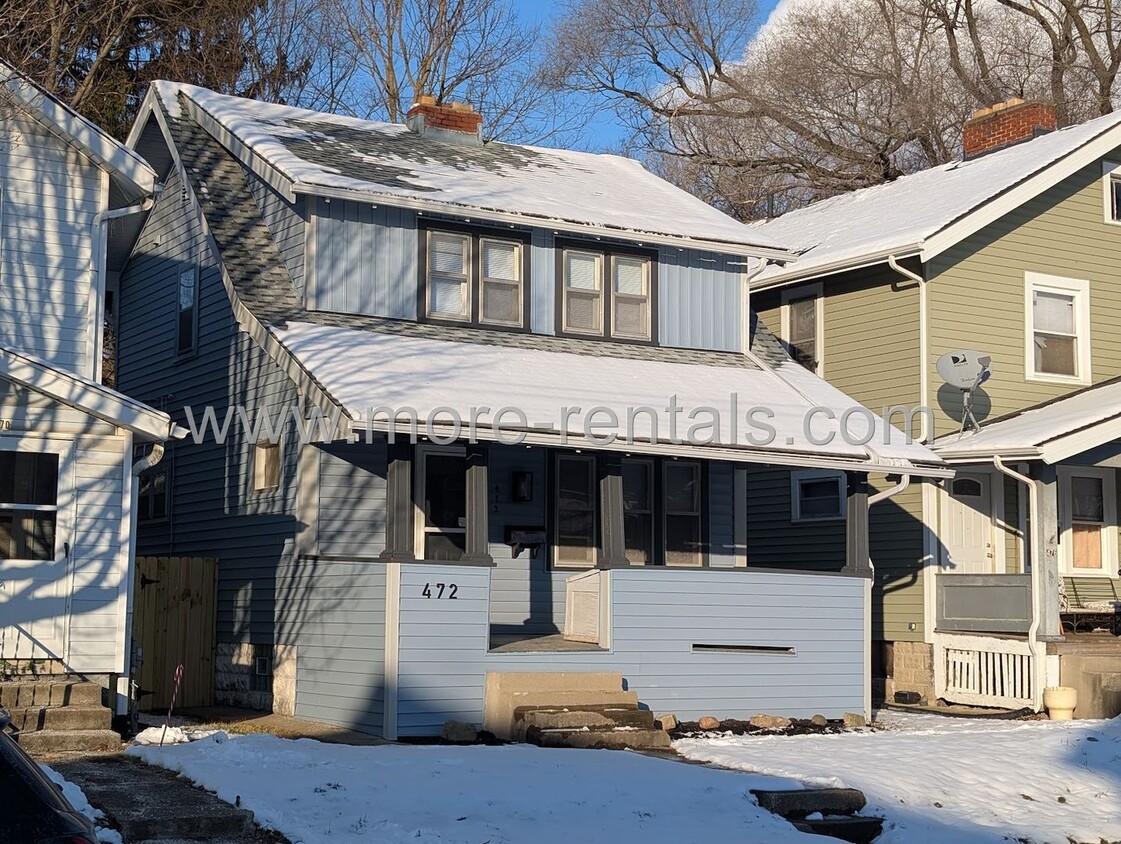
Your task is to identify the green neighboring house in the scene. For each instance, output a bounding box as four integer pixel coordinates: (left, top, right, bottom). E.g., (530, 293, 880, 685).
(750, 98, 1121, 718)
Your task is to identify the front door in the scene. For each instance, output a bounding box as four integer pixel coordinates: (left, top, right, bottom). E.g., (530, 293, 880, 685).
(942, 472, 996, 574)
(416, 447, 467, 561)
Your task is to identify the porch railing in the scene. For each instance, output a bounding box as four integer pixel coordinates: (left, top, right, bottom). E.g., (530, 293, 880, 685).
(934, 632, 1034, 710)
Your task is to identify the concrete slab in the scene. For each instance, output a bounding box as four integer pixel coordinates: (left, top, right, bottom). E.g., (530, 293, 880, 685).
(167, 708, 390, 746)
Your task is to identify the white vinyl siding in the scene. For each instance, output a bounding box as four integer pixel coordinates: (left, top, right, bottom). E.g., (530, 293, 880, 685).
(1024, 273, 1091, 385)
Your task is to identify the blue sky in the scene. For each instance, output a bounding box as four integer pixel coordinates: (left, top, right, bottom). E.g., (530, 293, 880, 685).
(511, 0, 783, 149)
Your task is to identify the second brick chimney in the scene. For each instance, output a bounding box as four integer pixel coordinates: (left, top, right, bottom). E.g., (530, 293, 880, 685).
(406, 95, 483, 146)
(963, 98, 1056, 159)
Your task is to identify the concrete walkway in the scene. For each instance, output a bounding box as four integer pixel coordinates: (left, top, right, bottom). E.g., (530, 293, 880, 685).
(52, 754, 289, 844)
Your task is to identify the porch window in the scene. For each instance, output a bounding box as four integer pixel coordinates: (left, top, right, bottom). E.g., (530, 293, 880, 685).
(176, 265, 198, 356)
(664, 461, 703, 566)
(623, 459, 654, 565)
(781, 283, 823, 374)
(1060, 468, 1117, 575)
(791, 470, 845, 522)
(0, 452, 59, 561)
(418, 448, 468, 561)
(426, 231, 471, 321)
(555, 455, 597, 567)
(1025, 273, 1090, 383)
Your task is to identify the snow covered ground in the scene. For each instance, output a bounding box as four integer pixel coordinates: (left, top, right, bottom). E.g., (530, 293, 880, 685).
(128, 734, 826, 844)
(676, 710, 1121, 844)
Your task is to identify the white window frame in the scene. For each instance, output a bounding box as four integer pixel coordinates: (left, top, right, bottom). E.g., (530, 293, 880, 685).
(0, 436, 74, 565)
(561, 249, 605, 337)
(1024, 273, 1091, 386)
(425, 230, 472, 322)
(553, 453, 598, 569)
(1101, 161, 1121, 225)
(780, 282, 824, 376)
(790, 470, 846, 522)
(252, 440, 282, 494)
(1058, 466, 1118, 577)
(413, 444, 469, 561)
(609, 255, 652, 341)
(478, 237, 524, 328)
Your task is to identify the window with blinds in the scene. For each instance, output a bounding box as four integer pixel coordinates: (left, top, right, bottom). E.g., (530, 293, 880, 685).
(479, 238, 522, 326)
(1026, 274, 1089, 383)
(560, 245, 654, 341)
(423, 228, 526, 327)
(611, 256, 650, 340)
(427, 231, 471, 320)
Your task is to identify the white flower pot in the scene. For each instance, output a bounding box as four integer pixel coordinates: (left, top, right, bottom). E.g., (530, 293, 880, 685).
(1042, 686, 1078, 720)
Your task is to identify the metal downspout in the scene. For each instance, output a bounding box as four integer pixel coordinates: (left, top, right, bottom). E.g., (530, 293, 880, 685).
(993, 456, 1046, 712)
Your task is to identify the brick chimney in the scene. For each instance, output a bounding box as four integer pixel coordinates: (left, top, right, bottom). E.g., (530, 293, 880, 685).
(406, 95, 483, 146)
(962, 98, 1056, 159)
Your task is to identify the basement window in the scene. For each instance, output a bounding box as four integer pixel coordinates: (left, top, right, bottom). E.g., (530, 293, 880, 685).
(0, 452, 59, 561)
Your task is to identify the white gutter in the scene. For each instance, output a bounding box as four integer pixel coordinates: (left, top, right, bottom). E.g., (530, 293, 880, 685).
(751, 244, 924, 291)
(887, 255, 929, 442)
(993, 456, 1046, 712)
(89, 197, 155, 382)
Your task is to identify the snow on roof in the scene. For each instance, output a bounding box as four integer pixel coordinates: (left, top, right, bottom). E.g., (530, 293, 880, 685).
(155, 81, 785, 255)
(933, 377, 1121, 464)
(751, 109, 1121, 283)
(272, 320, 945, 474)
(1, 61, 156, 201)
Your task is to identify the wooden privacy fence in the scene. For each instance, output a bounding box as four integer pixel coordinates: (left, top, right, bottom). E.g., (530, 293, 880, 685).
(133, 557, 217, 710)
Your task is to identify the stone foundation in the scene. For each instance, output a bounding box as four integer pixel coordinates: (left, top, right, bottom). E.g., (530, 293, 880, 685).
(214, 642, 297, 714)
(884, 641, 936, 703)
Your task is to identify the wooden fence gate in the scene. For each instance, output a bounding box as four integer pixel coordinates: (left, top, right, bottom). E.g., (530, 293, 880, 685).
(133, 557, 217, 711)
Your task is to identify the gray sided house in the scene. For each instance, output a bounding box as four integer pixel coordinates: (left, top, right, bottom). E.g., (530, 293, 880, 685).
(0, 63, 175, 708)
(116, 82, 946, 738)
(751, 98, 1121, 717)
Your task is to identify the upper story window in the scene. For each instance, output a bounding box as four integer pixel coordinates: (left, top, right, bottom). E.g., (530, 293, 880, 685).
(176, 264, 199, 357)
(134, 446, 169, 523)
(1102, 161, 1121, 223)
(1025, 272, 1090, 384)
(0, 452, 59, 561)
(558, 241, 655, 343)
(253, 441, 281, 493)
(781, 283, 823, 374)
(422, 225, 527, 329)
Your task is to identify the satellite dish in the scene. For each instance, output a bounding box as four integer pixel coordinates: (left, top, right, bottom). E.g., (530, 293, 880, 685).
(937, 350, 992, 390)
(937, 350, 992, 434)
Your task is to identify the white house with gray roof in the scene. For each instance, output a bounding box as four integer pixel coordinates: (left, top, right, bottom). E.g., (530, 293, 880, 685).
(114, 81, 945, 739)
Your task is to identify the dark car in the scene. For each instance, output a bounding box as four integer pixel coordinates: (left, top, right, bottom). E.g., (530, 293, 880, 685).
(0, 709, 98, 844)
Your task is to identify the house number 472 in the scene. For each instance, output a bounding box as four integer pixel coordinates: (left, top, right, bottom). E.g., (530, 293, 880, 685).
(422, 583, 458, 599)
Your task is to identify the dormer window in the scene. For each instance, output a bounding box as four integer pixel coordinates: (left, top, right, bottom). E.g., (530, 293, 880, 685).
(421, 224, 528, 329)
(558, 240, 655, 343)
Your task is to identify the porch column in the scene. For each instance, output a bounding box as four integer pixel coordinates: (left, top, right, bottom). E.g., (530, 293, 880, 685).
(379, 441, 416, 563)
(844, 472, 871, 575)
(461, 443, 493, 565)
(1033, 465, 1063, 640)
(598, 454, 629, 567)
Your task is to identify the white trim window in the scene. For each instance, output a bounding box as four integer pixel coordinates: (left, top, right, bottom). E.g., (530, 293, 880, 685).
(479, 237, 523, 327)
(1058, 467, 1118, 577)
(791, 470, 846, 522)
(663, 460, 703, 567)
(781, 283, 823, 375)
(426, 231, 472, 321)
(0, 451, 60, 561)
(252, 441, 281, 493)
(1102, 161, 1121, 224)
(610, 255, 652, 340)
(554, 454, 597, 567)
(562, 249, 604, 336)
(1024, 273, 1091, 384)
(414, 445, 468, 562)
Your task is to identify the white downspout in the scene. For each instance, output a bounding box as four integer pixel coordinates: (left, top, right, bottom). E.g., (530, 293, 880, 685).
(89, 198, 155, 382)
(887, 255, 928, 440)
(993, 456, 1045, 712)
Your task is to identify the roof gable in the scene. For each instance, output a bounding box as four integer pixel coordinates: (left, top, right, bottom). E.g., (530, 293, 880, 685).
(751, 110, 1121, 287)
(151, 81, 787, 258)
(0, 62, 156, 202)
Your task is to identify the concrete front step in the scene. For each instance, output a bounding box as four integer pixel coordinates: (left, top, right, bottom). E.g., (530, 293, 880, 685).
(485, 671, 636, 739)
(752, 788, 867, 818)
(0, 681, 104, 709)
(514, 705, 656, 740)
(527, 726, 672, 751)
(791, 816, 884, 844)
(6, 705, 112, 732)
(15, 728, 121, 755)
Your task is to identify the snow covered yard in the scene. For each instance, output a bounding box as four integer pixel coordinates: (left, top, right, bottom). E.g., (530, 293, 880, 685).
(40, 765, 122, 843)
(128, 734, 827, 844)
(676, 711, 1121, 844)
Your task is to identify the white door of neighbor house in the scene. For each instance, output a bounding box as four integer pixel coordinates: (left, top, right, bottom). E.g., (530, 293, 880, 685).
(941, 473, 996, 574)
